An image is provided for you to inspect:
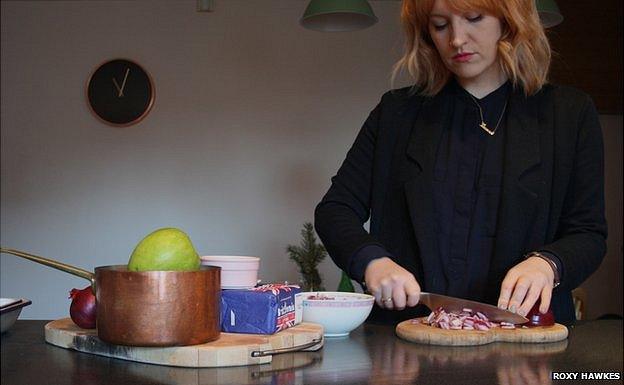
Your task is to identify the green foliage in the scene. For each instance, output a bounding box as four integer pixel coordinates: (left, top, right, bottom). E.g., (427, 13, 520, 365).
(286, 222, 326, 291)
(337, 270, 355, 292)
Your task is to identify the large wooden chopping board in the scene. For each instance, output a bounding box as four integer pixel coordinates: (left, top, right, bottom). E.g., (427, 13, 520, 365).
(396, 318, 568, 346)
(45, 318, 323, 367)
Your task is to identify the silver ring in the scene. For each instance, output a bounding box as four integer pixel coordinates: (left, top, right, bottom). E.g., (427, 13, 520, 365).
(382, 297, 393, 303)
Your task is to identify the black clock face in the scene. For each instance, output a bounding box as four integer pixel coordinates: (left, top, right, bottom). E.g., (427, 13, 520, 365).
(87, 59, 154, 126)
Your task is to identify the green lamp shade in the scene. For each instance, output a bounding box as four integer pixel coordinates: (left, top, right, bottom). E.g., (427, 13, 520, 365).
(536, 0, 563, 28)
(301, 0, 378, 32)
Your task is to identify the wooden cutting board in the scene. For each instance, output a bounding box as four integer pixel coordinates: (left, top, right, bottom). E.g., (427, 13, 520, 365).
(45, 318, 323, 367)
(396, 318, 568, 346)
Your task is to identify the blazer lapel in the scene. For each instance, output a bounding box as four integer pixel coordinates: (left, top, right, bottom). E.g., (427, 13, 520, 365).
(489, 88, 542, 278)
(404, 89, 451, 293)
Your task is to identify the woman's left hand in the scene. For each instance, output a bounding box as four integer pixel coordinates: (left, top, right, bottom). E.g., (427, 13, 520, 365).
(497, 257, 555, 316)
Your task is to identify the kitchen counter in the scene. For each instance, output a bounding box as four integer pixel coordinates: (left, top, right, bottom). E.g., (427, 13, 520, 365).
(1, 320, 622, 385)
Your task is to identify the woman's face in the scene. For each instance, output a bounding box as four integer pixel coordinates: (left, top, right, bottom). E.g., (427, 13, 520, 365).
(427, 0, 504, 88)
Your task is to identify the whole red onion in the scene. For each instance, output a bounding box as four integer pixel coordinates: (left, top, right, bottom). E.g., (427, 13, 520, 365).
(69, 286, 97, 329)
(526, 301, 555, 327)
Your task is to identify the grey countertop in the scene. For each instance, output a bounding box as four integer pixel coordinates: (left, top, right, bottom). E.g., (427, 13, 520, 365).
(1, 319, 622, 385)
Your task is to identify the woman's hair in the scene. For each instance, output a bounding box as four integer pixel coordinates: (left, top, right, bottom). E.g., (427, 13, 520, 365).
(392, 0, 551, 96)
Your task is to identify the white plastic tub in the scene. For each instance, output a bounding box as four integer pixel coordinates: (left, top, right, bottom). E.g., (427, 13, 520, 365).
(200, 255, 260, 289)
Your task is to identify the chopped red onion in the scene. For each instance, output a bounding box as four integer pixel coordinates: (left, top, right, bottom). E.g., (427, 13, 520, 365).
(417, 307, 516, 331)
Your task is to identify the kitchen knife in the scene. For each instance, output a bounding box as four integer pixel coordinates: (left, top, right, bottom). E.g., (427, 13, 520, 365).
(419, 292, 529, 324)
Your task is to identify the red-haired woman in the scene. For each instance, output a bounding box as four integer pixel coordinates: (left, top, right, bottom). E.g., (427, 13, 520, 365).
(315, 0, 606, 325)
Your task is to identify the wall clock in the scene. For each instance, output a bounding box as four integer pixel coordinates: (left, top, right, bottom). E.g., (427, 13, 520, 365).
(87, 59, 155, 126)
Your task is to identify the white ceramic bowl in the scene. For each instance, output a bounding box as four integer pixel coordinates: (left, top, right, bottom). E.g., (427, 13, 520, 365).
(200, 255, 260, 289)
(299, 291, 374, 337)
(1, 298, 32, 334)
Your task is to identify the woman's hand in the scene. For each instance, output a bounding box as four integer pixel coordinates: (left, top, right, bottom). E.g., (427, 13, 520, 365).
(497, 257, 555, 316)
(364, 257, 421, 310)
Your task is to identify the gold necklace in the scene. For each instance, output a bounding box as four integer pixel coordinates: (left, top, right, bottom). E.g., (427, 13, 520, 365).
(468, 94, 508, 136)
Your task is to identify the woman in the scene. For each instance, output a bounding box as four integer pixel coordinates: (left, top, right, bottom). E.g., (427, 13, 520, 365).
(315, 0, 606, 325)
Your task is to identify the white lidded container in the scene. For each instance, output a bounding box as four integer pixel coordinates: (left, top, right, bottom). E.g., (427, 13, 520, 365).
(200, 255, 260, 289)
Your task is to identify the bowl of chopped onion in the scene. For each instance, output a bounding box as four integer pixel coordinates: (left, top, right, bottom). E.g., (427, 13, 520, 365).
(299, 291, 374, 337)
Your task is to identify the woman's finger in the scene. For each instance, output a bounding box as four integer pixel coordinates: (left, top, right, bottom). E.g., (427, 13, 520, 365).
(392, 285, 407, 310)
(507, 277, 530, 314)
(404, 279, 421, 307)
(381, 281, 395, 309)
(518, 283, 542, 317)
(367, 281, 382, 306)
(498, 271, 518, 310)
(539, 285, 553, 314)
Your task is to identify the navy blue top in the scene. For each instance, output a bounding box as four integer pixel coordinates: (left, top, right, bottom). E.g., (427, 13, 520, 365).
(351, 80, 561, 299)
(432, 80, 508, 300)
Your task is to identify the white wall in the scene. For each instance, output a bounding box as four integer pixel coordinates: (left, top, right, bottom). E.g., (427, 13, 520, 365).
(1, 0, 407, 319)
(1, 0, 621, 320)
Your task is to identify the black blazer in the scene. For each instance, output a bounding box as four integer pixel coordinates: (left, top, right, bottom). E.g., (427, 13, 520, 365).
(315, 83, 607, 324)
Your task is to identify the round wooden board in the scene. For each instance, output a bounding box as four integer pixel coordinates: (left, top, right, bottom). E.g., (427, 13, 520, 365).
(396, 318, 568, 346)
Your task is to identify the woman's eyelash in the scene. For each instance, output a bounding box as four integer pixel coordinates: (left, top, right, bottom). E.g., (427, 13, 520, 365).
(467, 14, 483, 22)
(431, 14, 482, 30)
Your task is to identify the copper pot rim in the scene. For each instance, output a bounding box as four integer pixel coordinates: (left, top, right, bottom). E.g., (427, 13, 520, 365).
(94, 265, 221, 274)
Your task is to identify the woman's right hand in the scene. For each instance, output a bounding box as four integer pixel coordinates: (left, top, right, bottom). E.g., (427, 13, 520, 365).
(364, 257, 421, 310)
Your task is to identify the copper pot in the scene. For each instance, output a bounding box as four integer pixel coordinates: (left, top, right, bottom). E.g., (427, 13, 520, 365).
(0, 248, 221, 346)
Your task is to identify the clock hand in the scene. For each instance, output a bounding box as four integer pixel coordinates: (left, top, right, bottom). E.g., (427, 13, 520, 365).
(111, 68, 130, 97)
(119, 68, 130, 97)
(112, 77, 123, 96)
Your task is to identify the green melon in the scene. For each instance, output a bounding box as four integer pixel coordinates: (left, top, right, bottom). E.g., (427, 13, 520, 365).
(128, 228, 200, 271)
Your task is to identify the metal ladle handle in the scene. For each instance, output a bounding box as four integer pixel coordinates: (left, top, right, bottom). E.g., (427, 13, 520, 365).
(0, 247, 96, 292)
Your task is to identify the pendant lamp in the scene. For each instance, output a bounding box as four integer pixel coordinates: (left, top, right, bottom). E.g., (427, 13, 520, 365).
(536, 0, 563, 28)
(197, 0, 214, 12)
(300, 0, 378, 32)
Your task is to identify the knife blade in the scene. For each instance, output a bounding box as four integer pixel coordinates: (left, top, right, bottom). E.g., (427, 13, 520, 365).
(419, 292, 529, 324)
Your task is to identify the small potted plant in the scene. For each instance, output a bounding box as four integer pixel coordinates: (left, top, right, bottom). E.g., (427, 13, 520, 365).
(286, 222, 327, 291)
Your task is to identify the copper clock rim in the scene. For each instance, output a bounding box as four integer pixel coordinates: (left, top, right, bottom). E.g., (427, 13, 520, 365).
(85, 58, 155, 128)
